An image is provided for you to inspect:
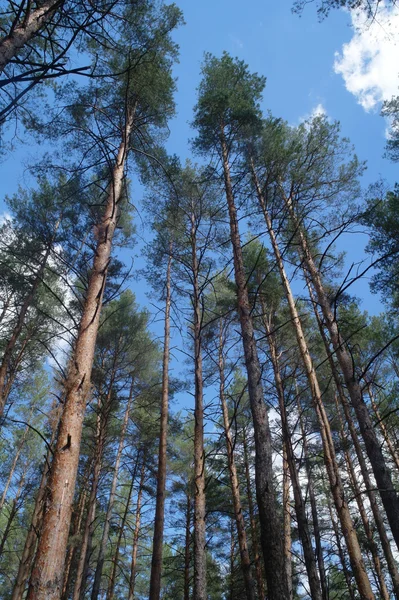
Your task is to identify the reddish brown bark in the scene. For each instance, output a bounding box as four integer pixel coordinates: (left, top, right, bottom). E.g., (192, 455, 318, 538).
(27, 110, 134, 600)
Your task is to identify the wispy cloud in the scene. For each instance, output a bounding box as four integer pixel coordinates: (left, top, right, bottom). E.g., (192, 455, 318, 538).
(334, 3, 399, 114)
(299, 102, 328, 124)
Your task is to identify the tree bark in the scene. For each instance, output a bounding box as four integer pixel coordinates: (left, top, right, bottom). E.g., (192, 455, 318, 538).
(149, 247, 173, 600)
(221, 128, 288, 600)
(27, 110, 134, 600)
(367, 382, 399, 471)
(252, 166, 375, 600)
(0, 0, 64, 73)
(327, 493, 357, 600)
(218, 320, 256, 600)
(284, 192, 399, 551)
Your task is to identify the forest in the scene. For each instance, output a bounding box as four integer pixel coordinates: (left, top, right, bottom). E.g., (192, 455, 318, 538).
(0, 0, 399, 599)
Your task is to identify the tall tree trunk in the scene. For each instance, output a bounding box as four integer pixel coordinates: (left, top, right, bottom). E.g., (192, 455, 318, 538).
(128, 459, 146, 600)
(220, 128, 288, 600)
(91, 381, 134, 600)
(27, 110, 134, 600)
(284, 192, 399, 551)
(283, 442, 293, 600)
(0, 421, 30, 511)
(106, 450, 141, 600)
(335, 396, 390, 600)
(242, 427, 265, 600)
(191, 210, 207, 600)
(0, 0, 64, 72)
(252, 166, 375, 600)
(184, 491, 192, 600)
(0, 464, 27, 557)
(218, 320, 256, 600)
(149, 247, 172, 600)
(307, 278, 399, 599)
(261, 304, 323, 600)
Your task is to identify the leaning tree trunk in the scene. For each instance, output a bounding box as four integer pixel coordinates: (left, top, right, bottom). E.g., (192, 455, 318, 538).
(0, 0, 64, 73)
(336, 396, 390, 600)
(149, 247, 173, 600)
(218, 320, 256, 600)
(252, 166, 375, 600)
(284, 192, 399, 551)
(220, 127, 288, 600)
(27, 109, 134, 600)
(307, 274, 399, 599)
(327, 492, 357, 600)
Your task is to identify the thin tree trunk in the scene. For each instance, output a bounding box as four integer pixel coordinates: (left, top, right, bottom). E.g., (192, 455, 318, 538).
(184, 491, 192, 600)
(149, 247, 173, 600)
(0, 465, 27, 556)
(335, 396, 390, 600)
(27, 110, 134, 600)
(61, 487, 88, 600)
(261, 305, 323, 600)
(106, 449, 141, 600)
(221, 128, 288, 600)
(190, 210, 207, 600)
(252, 166, 375, 600)
(0, 242, 53, 417)
(218, 320, 256, 600)
(0, 421, 29, 511)
(242, 427, 265, 600)
(297, 398, 329, 600)
(308, 279, 399, 599)
(284, 192, 399, 551)
(367, 382, 399, 471)
(283, 442, 293, 600)
(327, 494, 357, 600)
(0, 0, 64, 72)
(128, 460, 146, 600)
(91, 381, 134, 600)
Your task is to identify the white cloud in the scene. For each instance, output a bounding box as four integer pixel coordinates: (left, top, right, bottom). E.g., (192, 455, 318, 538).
(299, 102, 328, 125)
(334, 3, 399, 112)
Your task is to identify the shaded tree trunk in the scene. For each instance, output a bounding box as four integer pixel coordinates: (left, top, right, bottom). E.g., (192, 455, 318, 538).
(283, 442, 293, 600)
(149, 247, 172, 600)
(221, 128, 288, 600)
(242, 427, 264, 600)
(184, 491, 192, 600)
(218, 320, 256, 600)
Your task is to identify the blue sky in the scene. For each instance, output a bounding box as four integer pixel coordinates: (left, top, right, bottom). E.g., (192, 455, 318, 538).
(1, 0, 398, 319)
